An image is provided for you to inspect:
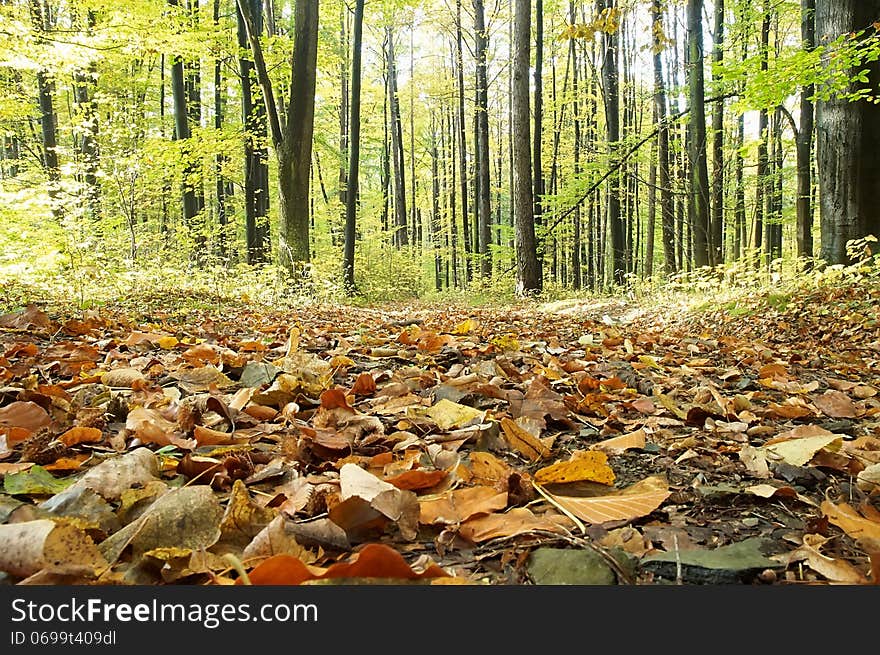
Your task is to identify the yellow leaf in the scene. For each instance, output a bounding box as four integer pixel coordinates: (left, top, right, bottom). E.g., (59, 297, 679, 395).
(500, 417, 551, 462)
(490, 334, 520, 352)
(157, 336, 179, 349)
(534, 450, 615, 485)
(425, 399, 485, 430)
(536, 475, 670, 526)
(821, 500, 880, 551)
(452, 318, 479, 335)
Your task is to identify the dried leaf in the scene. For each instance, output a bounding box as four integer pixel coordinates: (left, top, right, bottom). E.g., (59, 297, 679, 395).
(243, 543, 450, 585)
(65, 447, 160, 501)
(534, 450, 615, 485)
(218, 480, 278, 551)
(0, 401, 52, 434)
(457, 508, 573, 543)
(0, 519, 107, 579)
(58, 426, 103, 447)
(813, 390, 858, 418)
(821, 500, 880, 552)
(418, 485, 508, 525)
(425, 399, 485, 430)
(500, 417, 551, 461)
(537, 474, 670, 526)
(593, 428, 647, 454)
(761, 434, 843, 467)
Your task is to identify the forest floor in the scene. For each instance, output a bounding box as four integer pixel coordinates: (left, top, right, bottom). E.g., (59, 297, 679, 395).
(1, 272, 879, 586)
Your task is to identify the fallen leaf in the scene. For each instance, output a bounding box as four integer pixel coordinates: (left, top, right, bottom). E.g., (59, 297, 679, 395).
(418, 485, 508, 525)
(65, 447, 160, 501)
(0, 519, 107, 579)
(101, 367, 146, 388)
(457, 508, 573, 543)
(218, 480, 278, 551)
(0, 401, 52, 434)
(821, 500, 880, 552)
(384, 468, 447, 491)
(813, 390, 858, 418)
(242, 543, 450, 585)
(57, 426, 103, 447)
(592, 428, 647, 454)
(537, 475, 670, 526)
(425, 399, 485, 430)
(500, 417, 551, 461)
(782, 533, 870, 584)
(3, 465, 73, 495)
(761, 434, 843, 467)
(534, 450, 615, 485)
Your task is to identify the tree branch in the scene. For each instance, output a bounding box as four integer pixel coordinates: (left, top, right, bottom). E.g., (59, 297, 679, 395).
(540, 92, 737, 241)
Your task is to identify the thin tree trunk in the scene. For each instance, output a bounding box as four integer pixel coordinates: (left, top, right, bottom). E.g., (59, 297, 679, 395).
(455, 0, 472, 281)
(797, 0, 815, 265)
(652, 0, 675, 276)
(386, 25, 408, 248)
(687, 0, 711, 269)
(710, 0, 724, 265)
(213, 0, 227, 260)
(342, 0, 364, 293)
(474, 0, 492, 278)
(513, 0, 540, 293)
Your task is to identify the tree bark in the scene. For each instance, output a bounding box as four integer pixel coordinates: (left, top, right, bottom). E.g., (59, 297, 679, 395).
(817, 0, 880, 264)
(598, 0, 625, 285)
(385, 25, 408, 248)
(652, 0, 676, 276)
(473, 0, 492, 278)
(513, 0, 541, 294)
(797, 0, 816, 264)
(710, 0, 724, 265)
(686, 0, 711, 269)
(342, 0, 364, 293)
(455, 0, 471, 281)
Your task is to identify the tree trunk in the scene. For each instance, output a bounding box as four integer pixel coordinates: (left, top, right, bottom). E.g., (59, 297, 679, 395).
(687, 0, 711, 269)
(652, 0, 675, 277)
(213, 0, 227, 260)
(817, 0, 880, 264)
(236, 0, 269, 264)
(710, 0, 724, 265)
(797, 0, 815, 264)
(385, 25, 408, 248)
(513, 0, 541, 294)
(337, 4, 349, 249)
(30, 0, 61, 221)
(753, 5, 770, 261)
(342, 0, 364, 293)
(473, 0, 492, 278)
(455, 0, 471, 281)
(598, 0, 625, 285)
(533, 0, 544, 274)
(570, 0, 581, 290)
(280, 0, 319, 270)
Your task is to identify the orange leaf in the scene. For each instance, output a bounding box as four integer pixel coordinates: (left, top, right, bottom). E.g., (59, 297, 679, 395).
(419, 486, 508, 525)
(58, 426, 103, 446)
(350, 372, 377, 396)
(385, 469, 447, 491)
(243, 543, 450, 585)
(320, 387, 354, 410)
(534, 450, 615, 485)
(193, 425, 241, 446)
(821, 500, 880, 551)
(500, 417, 551, 461)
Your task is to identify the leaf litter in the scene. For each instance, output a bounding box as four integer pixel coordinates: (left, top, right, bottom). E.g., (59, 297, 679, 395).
(0, 280, 879, 585)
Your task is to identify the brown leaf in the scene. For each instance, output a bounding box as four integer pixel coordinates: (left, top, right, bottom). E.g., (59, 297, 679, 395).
(814, 390, 858, 418)
(384, 468, 447, 491)
(593, 428, 647, 454)
(500, 417, 551, 461)
(350, 372, 377, 396)
(457, 508, 574, 543)
(821, 500, 880, 552)
(218, 480, 278, 551)
(0, 304, 54, 331)
(0, 401, 52, 434)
